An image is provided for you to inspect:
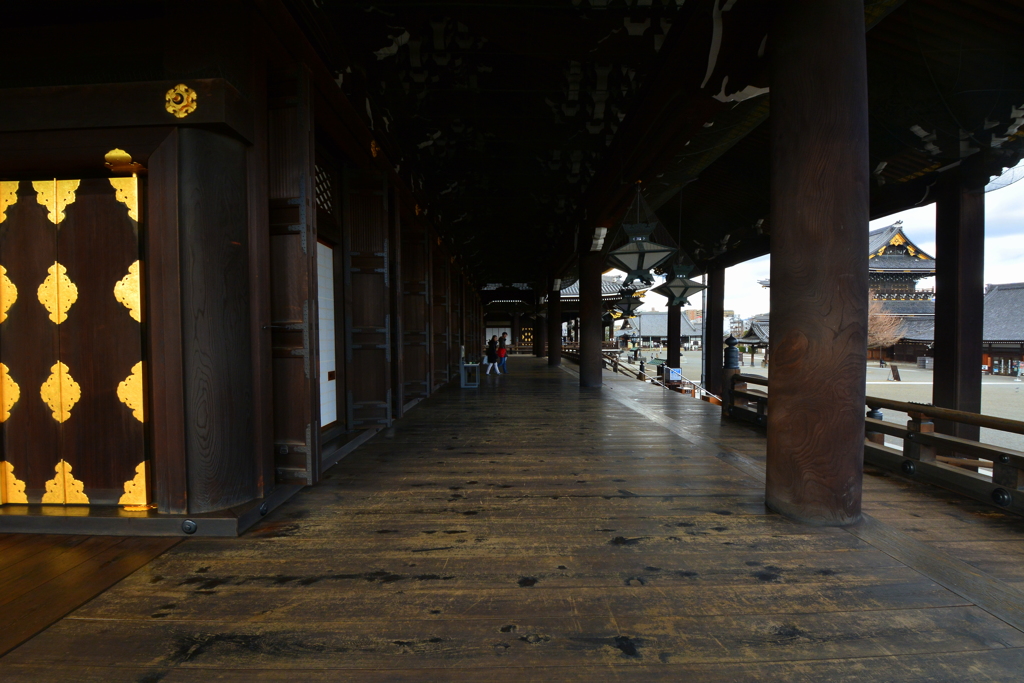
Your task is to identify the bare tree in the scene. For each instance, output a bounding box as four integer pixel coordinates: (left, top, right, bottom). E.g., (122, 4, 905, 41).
(867, 298, 906, 349)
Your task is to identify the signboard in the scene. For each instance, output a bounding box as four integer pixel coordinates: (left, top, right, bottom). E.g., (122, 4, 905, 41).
(668, 367, 682, 382)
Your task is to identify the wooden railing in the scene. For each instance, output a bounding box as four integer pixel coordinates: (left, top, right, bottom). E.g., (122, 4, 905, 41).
(722, 371, 1024, 515)
(863, 397, 1024, 515)
(726, 373, 768, 426)
(561, 348, 721, 402)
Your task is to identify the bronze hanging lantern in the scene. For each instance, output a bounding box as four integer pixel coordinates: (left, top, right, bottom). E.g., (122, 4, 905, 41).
(607, 185, 676, 286)
(652, 264, 706, 306)
(614, 288, 643, 317)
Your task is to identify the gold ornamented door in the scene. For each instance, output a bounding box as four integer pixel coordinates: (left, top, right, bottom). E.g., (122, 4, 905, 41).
(0, 174, 147, 506)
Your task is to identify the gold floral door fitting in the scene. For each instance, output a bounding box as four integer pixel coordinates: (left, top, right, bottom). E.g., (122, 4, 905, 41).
(32, 179, 79, 225)
(114, 261, 142, 322)
(109, 176, 140, 222)
(0, 265, 17, 323)
(0, 181, 18, 223)
(0, 363, 20, 422)
(40, 362, 81, 423)
(42, 459, 89, 504)
(1, 461, 28, 504)
(117, 361, 144, 422)
(37, 262, 78, 324)
(119, 461, 149, 506)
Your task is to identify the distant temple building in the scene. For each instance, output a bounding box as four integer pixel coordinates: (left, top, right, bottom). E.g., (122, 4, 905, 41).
(867, 221, 936, 299)
(752, 223, 1023, 374)
(760, 221, 936, 299)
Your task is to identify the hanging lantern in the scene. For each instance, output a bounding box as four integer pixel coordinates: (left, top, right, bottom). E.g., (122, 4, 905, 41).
(606, 185, 677, 286)
(614, 288, 643, 317)
(652, 264, 706, 306)
(607, 240, 677, 286)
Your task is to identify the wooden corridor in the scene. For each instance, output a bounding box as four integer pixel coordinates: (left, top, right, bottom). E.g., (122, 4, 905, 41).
(3, 358, 1024, 681)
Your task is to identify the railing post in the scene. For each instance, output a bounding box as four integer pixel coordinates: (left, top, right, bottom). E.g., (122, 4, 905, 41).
(905, 410, 936, 463)
(865, 407, 885, 445)
(722, 336, 740, 417)
(993, 455, 1023, 490)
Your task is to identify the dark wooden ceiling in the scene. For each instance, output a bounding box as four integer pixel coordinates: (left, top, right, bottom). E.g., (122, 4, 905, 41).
(294, 0, 1024, 285)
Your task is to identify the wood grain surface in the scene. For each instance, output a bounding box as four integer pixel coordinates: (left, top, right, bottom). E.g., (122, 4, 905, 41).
(178, 128, 256, 512)
(0, 534, 178, 657)
(766, 0, 870, 525)
(4, 358, 1024, 680)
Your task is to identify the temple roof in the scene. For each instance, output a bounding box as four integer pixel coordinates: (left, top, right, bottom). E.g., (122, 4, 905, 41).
(879, 300, 935, 316)
(739, 316, 770, 345)
(856, 284, 1024, 343)
(868, 222, 936, 273)
(560, 275, 633, 301)
(983, 283, 1024, 342)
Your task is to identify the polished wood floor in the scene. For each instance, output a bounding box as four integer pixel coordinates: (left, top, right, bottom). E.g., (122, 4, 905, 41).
(0, 534, 179, 657)
(3, 357, 1024, 681)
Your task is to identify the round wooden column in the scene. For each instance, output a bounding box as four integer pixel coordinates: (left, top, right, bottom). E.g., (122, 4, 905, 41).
(667, 304, 681, 371)
(547, 283, 562, 367)
(703, 268, 725, 397)
(579, 251, 604, 387)
(933, 168, 985, 441)
(535, 310, 548, 357)
(766, 0, 869, 525)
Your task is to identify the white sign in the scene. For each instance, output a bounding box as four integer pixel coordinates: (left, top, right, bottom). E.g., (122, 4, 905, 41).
(668, 367, 682, 381)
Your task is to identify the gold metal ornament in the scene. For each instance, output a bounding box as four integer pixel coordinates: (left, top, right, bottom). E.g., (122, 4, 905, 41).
(0, 265, 17, 323)
(0, 363, 20, 422)
(114, 261, 142, 322)
(109, 176, 139, 222)
(0, 181, 18, 224)
(40, 362, 80, 423)
(42, 459, 89, 504)
(32, 179, 80, 224)
(104, 148, 145, 175)
(37, 262, 78, 324)
(117, 361, 144, 423)
(165, 83, 198, 118)
(118, 461, 149, 506)
(370, 140, 380, 157)
(2, 461, 28, 504)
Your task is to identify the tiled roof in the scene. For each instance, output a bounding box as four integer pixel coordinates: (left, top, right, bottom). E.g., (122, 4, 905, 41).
(983, 283, 1024, 341)
(879, 300, 935, 315)
(868, 223, 936, 272)
(560, 276, 630, 300)
(868, 223, 902, 253)
(900, 318, 935, 342)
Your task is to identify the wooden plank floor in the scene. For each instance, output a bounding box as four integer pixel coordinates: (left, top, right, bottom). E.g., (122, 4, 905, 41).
(3, 357, 1024, 681)
(0, 534, 179, 657)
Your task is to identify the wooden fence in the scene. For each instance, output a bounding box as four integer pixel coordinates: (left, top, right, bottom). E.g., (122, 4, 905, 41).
(724, 373, 1024, 516)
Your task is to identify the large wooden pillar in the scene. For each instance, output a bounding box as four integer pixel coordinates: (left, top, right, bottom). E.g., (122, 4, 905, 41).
(667, 304, 681, 371)
(933, 169, 985, 441)
(579, 251, 604, 387)
(704, 268, 725, 397)
(766, 0, 869, 525)
(178, 127, 258, 512)
(548, 281, 562, 367)
(536, 310, 548, 358)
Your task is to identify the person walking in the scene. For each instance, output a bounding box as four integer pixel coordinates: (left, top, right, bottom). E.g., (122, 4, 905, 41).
(497, 332, 509, 374)
(485, 335, 500, 375)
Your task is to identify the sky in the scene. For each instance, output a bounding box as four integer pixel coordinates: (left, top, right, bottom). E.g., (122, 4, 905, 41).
(631, 164, 1024, 320)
